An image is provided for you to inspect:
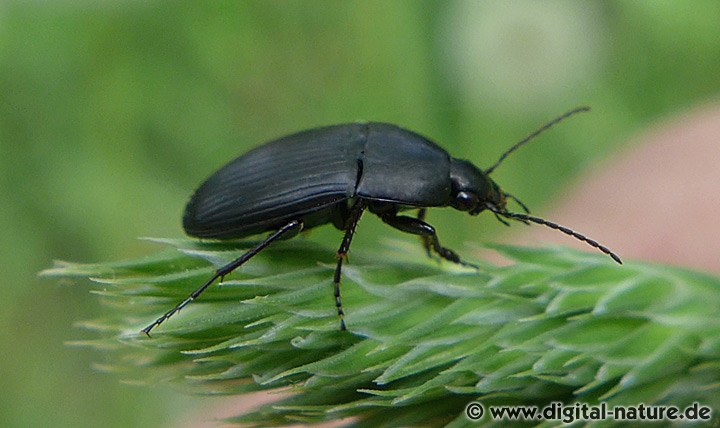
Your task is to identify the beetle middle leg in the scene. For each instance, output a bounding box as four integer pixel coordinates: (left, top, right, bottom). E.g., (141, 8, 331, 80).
(334, 200, 366, 331)
(417, 208, 434, 259)
(141, 219, 304, 336)
(380, 212, 478, 269)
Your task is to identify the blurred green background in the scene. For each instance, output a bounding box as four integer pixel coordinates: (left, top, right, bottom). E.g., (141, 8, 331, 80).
(2, 1, 719, 427)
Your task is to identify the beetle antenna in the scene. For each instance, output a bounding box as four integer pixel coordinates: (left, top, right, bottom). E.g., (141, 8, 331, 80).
(485, 106, 590, 175)
(487, 206, 622, 264)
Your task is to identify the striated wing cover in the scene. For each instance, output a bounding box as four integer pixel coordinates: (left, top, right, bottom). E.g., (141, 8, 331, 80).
(184, 124, 366, 239)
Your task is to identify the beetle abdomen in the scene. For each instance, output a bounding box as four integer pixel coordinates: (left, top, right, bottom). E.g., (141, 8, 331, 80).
(183, 124, 366, 239)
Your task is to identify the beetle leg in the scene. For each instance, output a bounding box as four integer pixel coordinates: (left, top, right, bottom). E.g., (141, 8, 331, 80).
(380, 213, 478, 269)
(141, 219, 303, 336)
(416, 208, 434, 259)
(333, 200, 366, 331)
(417, 208, 427, 221)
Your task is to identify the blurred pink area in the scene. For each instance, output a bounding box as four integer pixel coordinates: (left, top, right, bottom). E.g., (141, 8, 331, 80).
(515, 103, 720, 274)
(182, 389, 350, 428)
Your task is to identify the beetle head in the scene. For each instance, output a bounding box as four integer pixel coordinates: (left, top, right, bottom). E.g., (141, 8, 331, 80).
(446, 107, 622, 265)
(450, 156, 622, 264)
(449, 158, 506, 215)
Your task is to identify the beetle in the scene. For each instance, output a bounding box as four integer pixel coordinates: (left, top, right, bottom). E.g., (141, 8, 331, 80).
(142, 107, 621, 335)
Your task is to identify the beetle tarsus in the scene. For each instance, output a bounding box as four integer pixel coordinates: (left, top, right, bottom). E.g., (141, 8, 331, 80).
(433, 242, 480, 270)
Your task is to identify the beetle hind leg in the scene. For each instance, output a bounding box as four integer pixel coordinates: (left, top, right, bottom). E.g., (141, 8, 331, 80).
(380, 212, 479, 270)
(141, 219, 303, 336)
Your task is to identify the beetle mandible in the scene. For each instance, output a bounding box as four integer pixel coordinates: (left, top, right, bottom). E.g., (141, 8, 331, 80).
(142, 107, 621, 335)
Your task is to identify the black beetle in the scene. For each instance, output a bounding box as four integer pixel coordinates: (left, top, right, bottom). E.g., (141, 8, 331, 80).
(142, 107, 621, 335)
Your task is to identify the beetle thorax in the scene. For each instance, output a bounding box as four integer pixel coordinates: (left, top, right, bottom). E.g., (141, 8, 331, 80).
(449, 158, 506, 215)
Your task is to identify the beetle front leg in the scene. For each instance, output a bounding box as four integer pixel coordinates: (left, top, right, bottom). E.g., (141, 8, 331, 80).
(333, 201, 366, 330)
(380, 213, 478, 269)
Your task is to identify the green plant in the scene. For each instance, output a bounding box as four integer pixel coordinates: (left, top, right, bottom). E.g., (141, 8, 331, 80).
(42, 238, 720, 426)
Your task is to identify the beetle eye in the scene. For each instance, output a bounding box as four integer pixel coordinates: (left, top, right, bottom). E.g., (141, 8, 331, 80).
(454, 191, 478, 212)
